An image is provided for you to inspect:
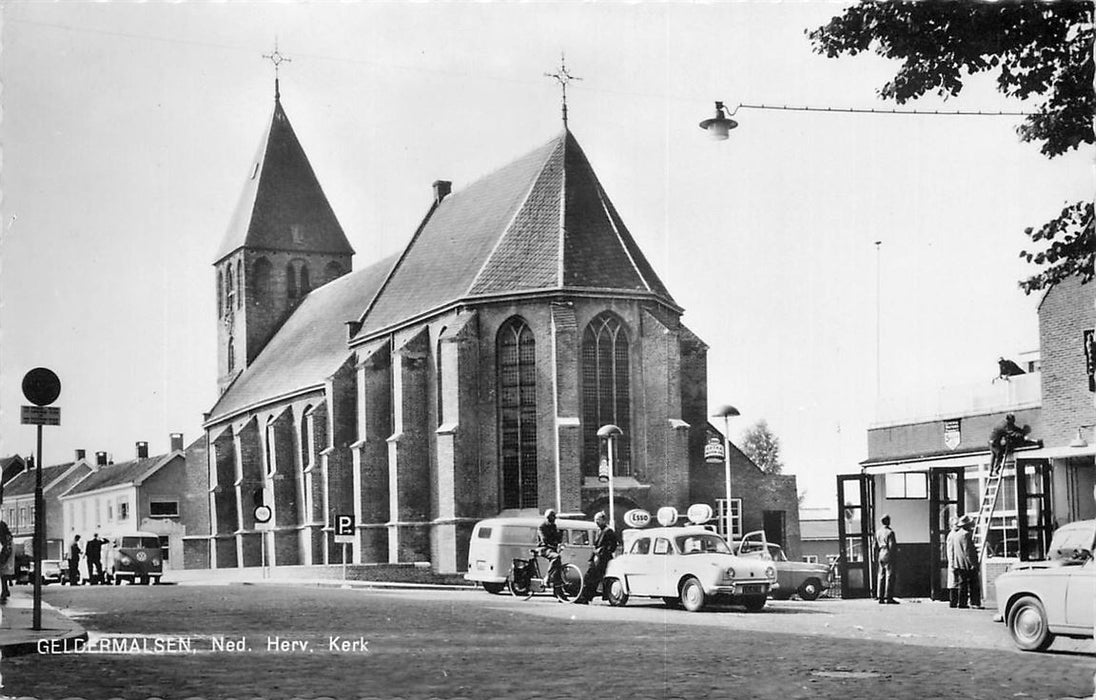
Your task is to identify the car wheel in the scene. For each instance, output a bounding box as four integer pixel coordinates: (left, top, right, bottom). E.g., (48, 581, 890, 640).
(481, 581, 506, 595)
(798, 578, 823, 601)
(743, 594, 767, 612)
(679, 576, 706, 612)
(605, 578, 629, 607)
(1008, 595, 1055, 652)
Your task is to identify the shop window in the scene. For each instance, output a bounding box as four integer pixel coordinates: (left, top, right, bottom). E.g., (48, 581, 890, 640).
(715, 498, 743, 540)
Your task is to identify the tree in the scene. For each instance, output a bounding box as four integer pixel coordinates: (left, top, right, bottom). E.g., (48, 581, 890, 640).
(741, 419, 784, 475)
(808, 2, 1094, 293)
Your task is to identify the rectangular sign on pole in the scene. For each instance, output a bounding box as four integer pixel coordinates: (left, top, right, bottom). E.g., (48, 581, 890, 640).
(334, 513, 355, 544)
(20, 406, 60, 426)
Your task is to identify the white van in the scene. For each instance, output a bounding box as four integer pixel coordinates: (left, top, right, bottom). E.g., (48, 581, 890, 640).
(465, 516, 598, 594)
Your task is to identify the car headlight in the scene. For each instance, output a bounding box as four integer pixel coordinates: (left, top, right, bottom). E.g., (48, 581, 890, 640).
(152, 558, 161, 566)
(723, 567, 736, 581)
(765, 566, 776, 580)
(120, 556, 132, 565)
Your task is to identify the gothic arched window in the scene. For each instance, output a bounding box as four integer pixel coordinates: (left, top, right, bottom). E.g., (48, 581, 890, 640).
(217, 271, 224, 316)
(251, 257, 272, 301)
(227, 337, 236, 372)
(581, 313, 631, 476)
(226, 263, 236, 310)
(299, 264, 311, 294)
(497, 317, 537, 509)
(286, 263, 298, 299)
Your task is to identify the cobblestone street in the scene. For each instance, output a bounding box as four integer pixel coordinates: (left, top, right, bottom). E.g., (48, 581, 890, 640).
(2, 585, 1092, 700)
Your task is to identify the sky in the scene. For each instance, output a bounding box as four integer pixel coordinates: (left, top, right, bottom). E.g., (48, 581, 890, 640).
(0, 2, 1090, 510)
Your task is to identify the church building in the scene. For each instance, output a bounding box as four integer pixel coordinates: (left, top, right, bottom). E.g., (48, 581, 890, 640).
(198, 85, 800, 574)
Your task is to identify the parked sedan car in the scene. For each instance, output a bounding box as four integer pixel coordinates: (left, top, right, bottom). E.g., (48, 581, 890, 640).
(995, 519, 1094, 652)
(736, 537, 832, 601)
(602, 526, 776, 612)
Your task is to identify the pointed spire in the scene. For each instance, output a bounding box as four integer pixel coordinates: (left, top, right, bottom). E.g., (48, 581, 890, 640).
(545, 53, 581, 128)
(262, 39, 292, 102)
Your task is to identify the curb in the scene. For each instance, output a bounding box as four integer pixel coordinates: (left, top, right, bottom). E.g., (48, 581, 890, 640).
(229, 579, 478, 592)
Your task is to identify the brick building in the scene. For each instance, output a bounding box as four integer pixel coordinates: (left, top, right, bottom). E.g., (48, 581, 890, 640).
(837, 276, 1095, 600)
(197, 89, 800, 573)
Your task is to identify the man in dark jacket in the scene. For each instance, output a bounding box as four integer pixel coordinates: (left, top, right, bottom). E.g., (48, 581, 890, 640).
(948, 515, 981, 608)
(537, 509, 563, 589)
(874, 515, 898, 604)
(988, 414, 1028, 474)
(68, 535, 82, 586)
(575, 511, 618, 604)
(85, 533, 105, 585)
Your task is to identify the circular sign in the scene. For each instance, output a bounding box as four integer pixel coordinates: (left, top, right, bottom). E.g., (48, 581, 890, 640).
(22, 367, 61, 406)
(687, 503, 714, 525)
(656, 506, 679, 527)
(623, 509, 651, 528)
(703, 436, 725, 464)
(136, 551, 148, 562)
(253, 505, 272, 524)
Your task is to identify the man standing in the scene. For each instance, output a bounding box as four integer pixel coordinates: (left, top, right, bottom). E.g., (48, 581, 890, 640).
(948, 515, 981, 609)
(575, 511, 618, 604)
(536, 509, 563, 591)
(85, 533, 104, 585)
(945, 517, 961, 608)
(68, 534, 82, 586)
(874, 514, 898, 604)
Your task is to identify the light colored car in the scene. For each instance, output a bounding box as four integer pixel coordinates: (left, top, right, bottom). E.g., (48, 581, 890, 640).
(602, 526, 776, 612)
(995, 519, 1094, 652)
(736, 536, 831, 601)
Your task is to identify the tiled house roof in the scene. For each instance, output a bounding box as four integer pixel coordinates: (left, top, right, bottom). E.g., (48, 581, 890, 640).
(4, 463, 78, 497)
(215, 97, 353, 263)
(353, 130, 675, 340)
(208, 255, 397, 420)
(62, 454, 176, 497)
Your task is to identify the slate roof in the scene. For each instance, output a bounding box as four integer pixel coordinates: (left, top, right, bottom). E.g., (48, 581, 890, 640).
(353, 130, 674, 339)
(208, 255, 397, 421)
(215, 97, 353, 263)
(62, 454, 177, 497)
(4, 463, 77, 498)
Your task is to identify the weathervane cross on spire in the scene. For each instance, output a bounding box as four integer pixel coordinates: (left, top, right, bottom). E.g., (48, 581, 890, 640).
(545, 53, 581, 127)
(262, 39, 292, 101)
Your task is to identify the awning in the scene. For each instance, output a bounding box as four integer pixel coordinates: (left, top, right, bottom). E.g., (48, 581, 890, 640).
(1015, 444, 1096, 460)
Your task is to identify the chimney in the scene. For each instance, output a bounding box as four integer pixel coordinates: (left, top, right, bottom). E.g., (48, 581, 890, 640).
(432, 180, 452, 204)
(96, 451, 108, 466)
(170, 433, 184, 452)
(136, 441, 149, 459)
(75, 449, 86, 462)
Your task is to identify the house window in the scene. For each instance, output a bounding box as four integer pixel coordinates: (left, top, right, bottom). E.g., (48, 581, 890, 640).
(149, 501, 179, 518)
(803, 555, 819, 564)
(582, 313, 631, 476)
(107, 503, 114, 522)
(715, 498, 743, 540)
(884, 472, 928, 499)
(159, 535, 170, 561)
(19, 507, 26, 529)
(498, 317, 537, 509)
(118, 498, 130, 521)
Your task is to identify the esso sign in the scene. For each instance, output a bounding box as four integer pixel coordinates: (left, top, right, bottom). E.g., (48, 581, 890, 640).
(623, 509, 651, 528)
(656, 506, 679, 527)
(687, 503, 714, 525)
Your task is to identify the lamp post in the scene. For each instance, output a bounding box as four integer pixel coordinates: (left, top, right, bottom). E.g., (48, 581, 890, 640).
(699, 101, 739, 140)
(712, 405, 740, 539)
(597, 424, 623, 529)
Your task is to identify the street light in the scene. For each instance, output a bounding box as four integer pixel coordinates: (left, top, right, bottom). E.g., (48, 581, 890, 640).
(698, 101, 739, 140)
(712, 404, 740, 539)
(597, 424, 623, 529)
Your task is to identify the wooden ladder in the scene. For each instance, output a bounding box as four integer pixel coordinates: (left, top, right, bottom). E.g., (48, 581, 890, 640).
(972, 452, 1012, 559)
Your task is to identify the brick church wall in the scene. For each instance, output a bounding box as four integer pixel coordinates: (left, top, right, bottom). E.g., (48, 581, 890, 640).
(1037, 276, 1096, 446)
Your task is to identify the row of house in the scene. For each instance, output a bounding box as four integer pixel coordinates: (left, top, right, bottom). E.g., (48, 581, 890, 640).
(0, 435, 208, 572)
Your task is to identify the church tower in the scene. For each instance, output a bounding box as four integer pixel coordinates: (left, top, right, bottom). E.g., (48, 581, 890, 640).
(214, 82, 354, 393)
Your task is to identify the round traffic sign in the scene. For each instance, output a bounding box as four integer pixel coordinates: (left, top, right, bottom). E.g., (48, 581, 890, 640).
(254, 505, 272, 523)
(22, 367, 61, 406)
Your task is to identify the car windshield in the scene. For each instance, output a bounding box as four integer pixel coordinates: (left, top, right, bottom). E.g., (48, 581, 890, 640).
(768, 545, 788, 562)
(120, 537, 161, 549)
(1048, 522, 1095, 562)
(675, 534, 731, 555)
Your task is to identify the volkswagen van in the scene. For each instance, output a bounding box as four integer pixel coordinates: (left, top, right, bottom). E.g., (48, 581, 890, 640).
(465, 516, 598, 594)
(104, 531, 164, 585)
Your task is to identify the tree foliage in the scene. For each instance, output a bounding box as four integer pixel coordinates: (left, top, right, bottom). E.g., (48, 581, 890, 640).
(741, 419, 784, 475)
(809, 1, 1094, 292)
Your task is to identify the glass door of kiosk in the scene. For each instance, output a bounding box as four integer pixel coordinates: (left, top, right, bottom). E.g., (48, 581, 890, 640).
(837, 474, 875, 598)
(929, 467, 965, 601)
(1016, 459, 1053, 561)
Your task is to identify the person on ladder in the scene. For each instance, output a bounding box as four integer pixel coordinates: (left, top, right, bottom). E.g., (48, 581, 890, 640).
(988, 413, 1032, 475)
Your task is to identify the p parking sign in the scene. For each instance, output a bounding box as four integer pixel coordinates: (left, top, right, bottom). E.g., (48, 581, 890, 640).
(334, 514, 355, 544)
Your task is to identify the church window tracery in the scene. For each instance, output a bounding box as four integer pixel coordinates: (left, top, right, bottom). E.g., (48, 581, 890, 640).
(497, 317, 537, 509)
(582, 313, 631, 476)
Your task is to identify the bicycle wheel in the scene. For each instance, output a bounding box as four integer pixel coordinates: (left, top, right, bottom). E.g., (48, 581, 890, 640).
(508, 565, 533, 600)
(555, 564, 584, 603)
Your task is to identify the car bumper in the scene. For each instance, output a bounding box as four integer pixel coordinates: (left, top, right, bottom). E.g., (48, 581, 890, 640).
(707, 582, 772, 596)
